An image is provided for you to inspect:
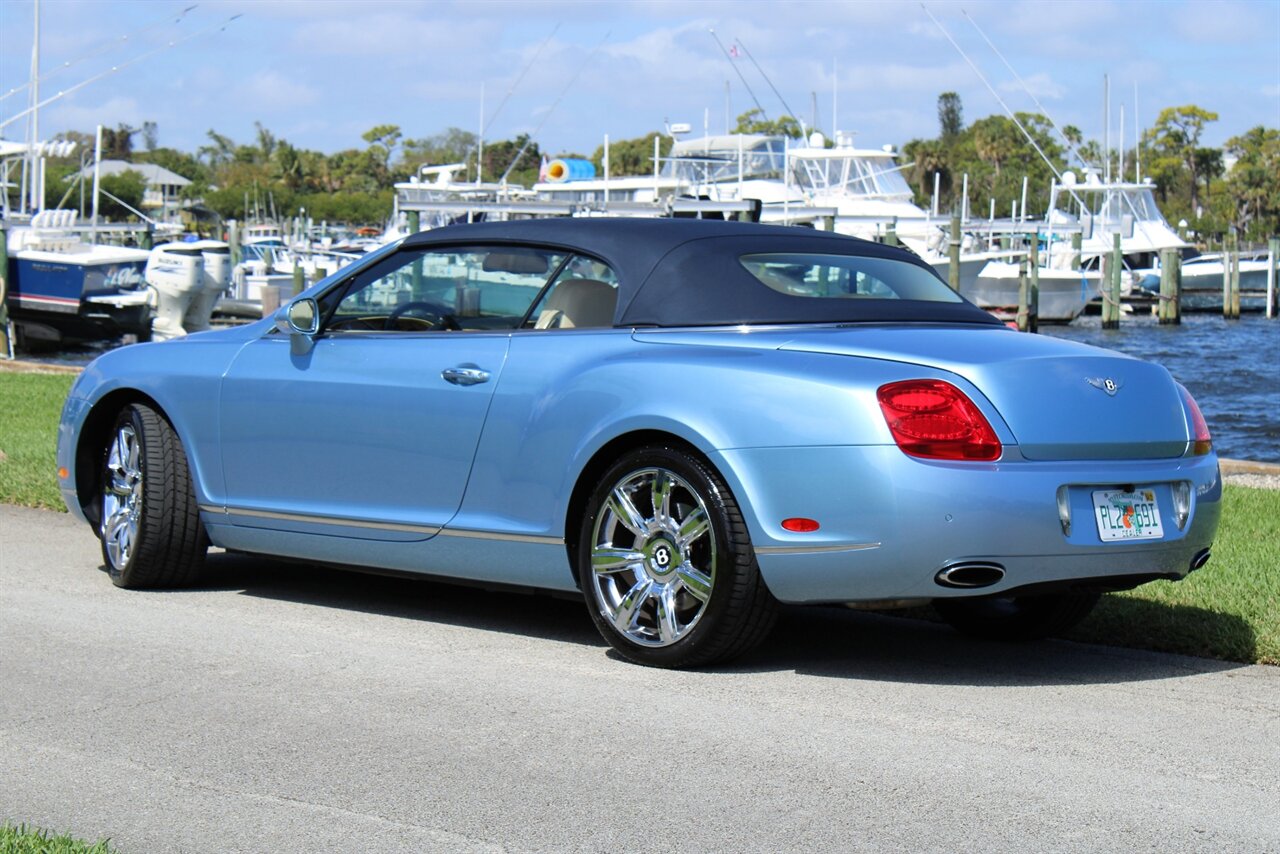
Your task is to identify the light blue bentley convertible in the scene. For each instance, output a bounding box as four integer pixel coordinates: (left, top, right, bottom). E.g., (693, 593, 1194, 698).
(57, 218, 1220, 667)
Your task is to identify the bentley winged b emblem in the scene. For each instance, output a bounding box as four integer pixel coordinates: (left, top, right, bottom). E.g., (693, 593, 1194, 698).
(1086, 377, 1123, 396)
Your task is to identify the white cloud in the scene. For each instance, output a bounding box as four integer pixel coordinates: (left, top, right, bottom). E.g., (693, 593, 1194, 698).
(43, 95, 143, 133)
(232, 70, 320, 112)
(999, 72, 1066, 101)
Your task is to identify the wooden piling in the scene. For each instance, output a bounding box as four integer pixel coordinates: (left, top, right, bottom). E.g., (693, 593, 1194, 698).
(948, 213, 961, 292)
(1071, 232, 1082, 271)
(1267, 236, 1279, 319)
(0, 225, 11, 358)
(228, 220, 241, 267)
(884, 217, 898, 247)
(1158, 248, 1181, 325)
(1102, 233, 1122, 329)
(1029, 233, 1040, 333)
(141, 225, 153, 251)
(1016, 255, 1031, 333)
(407, 210, 421, 235)
(1224, 230, 1240, 320)
(292, 261, 304, 296)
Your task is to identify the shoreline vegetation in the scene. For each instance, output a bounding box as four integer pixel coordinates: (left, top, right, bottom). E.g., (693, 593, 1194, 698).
(32, 95, 1280, 247)
(1, 368, 1276, 666)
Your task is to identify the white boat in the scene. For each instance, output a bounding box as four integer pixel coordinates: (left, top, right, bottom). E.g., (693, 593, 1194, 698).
(4, 210, 152, 345)
(786, 133, 1005, 295)
(971, 260, 1099, 323)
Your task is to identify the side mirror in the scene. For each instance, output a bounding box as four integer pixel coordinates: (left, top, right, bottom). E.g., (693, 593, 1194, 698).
(276, 298, 319, 355)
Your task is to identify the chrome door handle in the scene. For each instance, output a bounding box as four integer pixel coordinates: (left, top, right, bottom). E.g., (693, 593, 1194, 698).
(441, 366, 490, 386)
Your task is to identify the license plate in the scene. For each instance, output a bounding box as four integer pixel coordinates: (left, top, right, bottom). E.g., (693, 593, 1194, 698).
(1092, 489, 1164, 541)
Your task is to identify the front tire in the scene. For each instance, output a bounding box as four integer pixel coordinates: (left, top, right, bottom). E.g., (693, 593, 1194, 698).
(934, 591, 1100, 641)
(578, 446, 777, 668)
(99, 403, 208, 588)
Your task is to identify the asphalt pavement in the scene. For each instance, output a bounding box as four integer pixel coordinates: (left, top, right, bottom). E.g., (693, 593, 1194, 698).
(2, 504, 1278, 853)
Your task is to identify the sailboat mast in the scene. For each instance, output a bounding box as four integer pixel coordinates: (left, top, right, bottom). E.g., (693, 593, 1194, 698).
(28, 0, 41, 214)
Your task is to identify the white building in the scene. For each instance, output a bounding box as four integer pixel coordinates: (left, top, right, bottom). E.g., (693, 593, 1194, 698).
(76, 160, 192, 224)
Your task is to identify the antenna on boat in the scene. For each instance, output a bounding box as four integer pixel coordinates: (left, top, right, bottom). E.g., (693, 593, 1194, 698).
(708, 29, 767, 124)
(497, 30, 610, 186)
(733, 37, 804, 136)
(0, 4, 199, 105)
(959, 9, 1085, 168)
(0, 13, 243, 133)
(921, 4, 1085, 209)
(477, 22, 561, 182)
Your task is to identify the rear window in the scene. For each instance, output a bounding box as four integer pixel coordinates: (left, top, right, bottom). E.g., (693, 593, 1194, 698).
(739, 253, 962, 303)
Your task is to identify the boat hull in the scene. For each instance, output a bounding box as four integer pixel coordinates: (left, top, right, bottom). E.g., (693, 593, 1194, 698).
(6, 249, 151, 344)
(969, 261, 1099, 323)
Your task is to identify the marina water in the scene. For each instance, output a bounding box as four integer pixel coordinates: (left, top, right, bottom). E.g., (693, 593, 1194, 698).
(1044, 314, 1279, 464)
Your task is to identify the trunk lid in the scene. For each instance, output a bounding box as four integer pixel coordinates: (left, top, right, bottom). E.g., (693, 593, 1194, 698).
(775, 326, 1191, 460)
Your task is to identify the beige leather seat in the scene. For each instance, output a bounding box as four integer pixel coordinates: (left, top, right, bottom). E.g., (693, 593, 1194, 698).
(535, 279, 618, 329)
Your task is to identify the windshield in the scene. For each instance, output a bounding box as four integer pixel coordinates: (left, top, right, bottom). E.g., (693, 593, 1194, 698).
(791, 155, 912, 197)
(664, 138, 787, 183)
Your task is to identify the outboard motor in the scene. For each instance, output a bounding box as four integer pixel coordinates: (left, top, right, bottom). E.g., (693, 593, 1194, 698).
(146, 244, 204, 341)
(182, 240, 231, 334)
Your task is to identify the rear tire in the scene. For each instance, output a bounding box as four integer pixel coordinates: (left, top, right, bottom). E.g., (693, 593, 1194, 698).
(578, 446, 777, 668)
(934, 591, 1100, 641)
(99, 403, 208, 588)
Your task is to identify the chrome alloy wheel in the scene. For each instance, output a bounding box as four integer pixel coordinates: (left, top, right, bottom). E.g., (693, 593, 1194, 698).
(102, 423, 143, 571)
(589, 467, 717, 647)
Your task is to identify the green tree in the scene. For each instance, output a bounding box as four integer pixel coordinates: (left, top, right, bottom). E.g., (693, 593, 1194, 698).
(483, 134, 541, 186)
(937, 92, 963, 139)
(901, 138, 949, 201)
(198, 130, 236, 168)
(101, 123, 136, 160)
(254, 121, 277, 163)
(400, 127, 477, 177)
(1144, 105, 1219, 215)
(362, 124, 402, 176)
(98, 169, 147, 220)
(1225, 126, 1280, 238)
(971, 115, 1020, 180)
(590, 131, 673, 177)
(732, 109, 802, 138)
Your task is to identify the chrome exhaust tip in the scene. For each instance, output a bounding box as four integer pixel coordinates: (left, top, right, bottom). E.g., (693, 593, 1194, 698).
(935, 561, 1006, 589)
(1190, 548, 1212, 571)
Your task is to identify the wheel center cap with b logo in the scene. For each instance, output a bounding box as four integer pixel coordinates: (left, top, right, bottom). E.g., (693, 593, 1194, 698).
(646, 539, 678, 578)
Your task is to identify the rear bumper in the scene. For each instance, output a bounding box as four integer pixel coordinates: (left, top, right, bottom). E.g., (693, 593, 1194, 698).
(710, 445, 1222, 604)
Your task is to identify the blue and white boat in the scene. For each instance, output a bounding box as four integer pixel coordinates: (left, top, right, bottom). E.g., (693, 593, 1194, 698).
(5, 210, 152, 345)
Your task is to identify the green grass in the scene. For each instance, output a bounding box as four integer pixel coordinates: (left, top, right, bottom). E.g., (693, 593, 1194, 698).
(1068, 484, 1280, 665)
(0, 822, 116, 854)
(0, 373, 75, 510)
(0, 369, 1275, 665)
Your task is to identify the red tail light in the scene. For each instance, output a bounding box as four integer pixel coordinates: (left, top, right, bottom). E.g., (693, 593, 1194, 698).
(877, 380, 1001, 461)
(1178, 384, 1212, 456)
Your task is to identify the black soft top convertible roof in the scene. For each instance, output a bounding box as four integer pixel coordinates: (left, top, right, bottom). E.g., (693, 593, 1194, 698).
(403, 218, 1001, 327)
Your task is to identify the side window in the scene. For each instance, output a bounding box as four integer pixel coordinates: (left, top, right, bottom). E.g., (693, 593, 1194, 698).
(322, 245, 566, 333)
(526, 254, 620, 330)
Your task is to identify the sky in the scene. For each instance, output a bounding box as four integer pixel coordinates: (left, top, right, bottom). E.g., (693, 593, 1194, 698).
(1, 0, 1278, 166)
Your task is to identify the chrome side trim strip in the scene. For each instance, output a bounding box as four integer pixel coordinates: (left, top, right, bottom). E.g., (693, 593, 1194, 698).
(437, 528, 565, 546)
(202, 504, 440, 535)
(199, 504, 561, 544)
(755, 542, 881, 556)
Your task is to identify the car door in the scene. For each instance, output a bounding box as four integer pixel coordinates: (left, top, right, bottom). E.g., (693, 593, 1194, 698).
(217, 242, 566, 539)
